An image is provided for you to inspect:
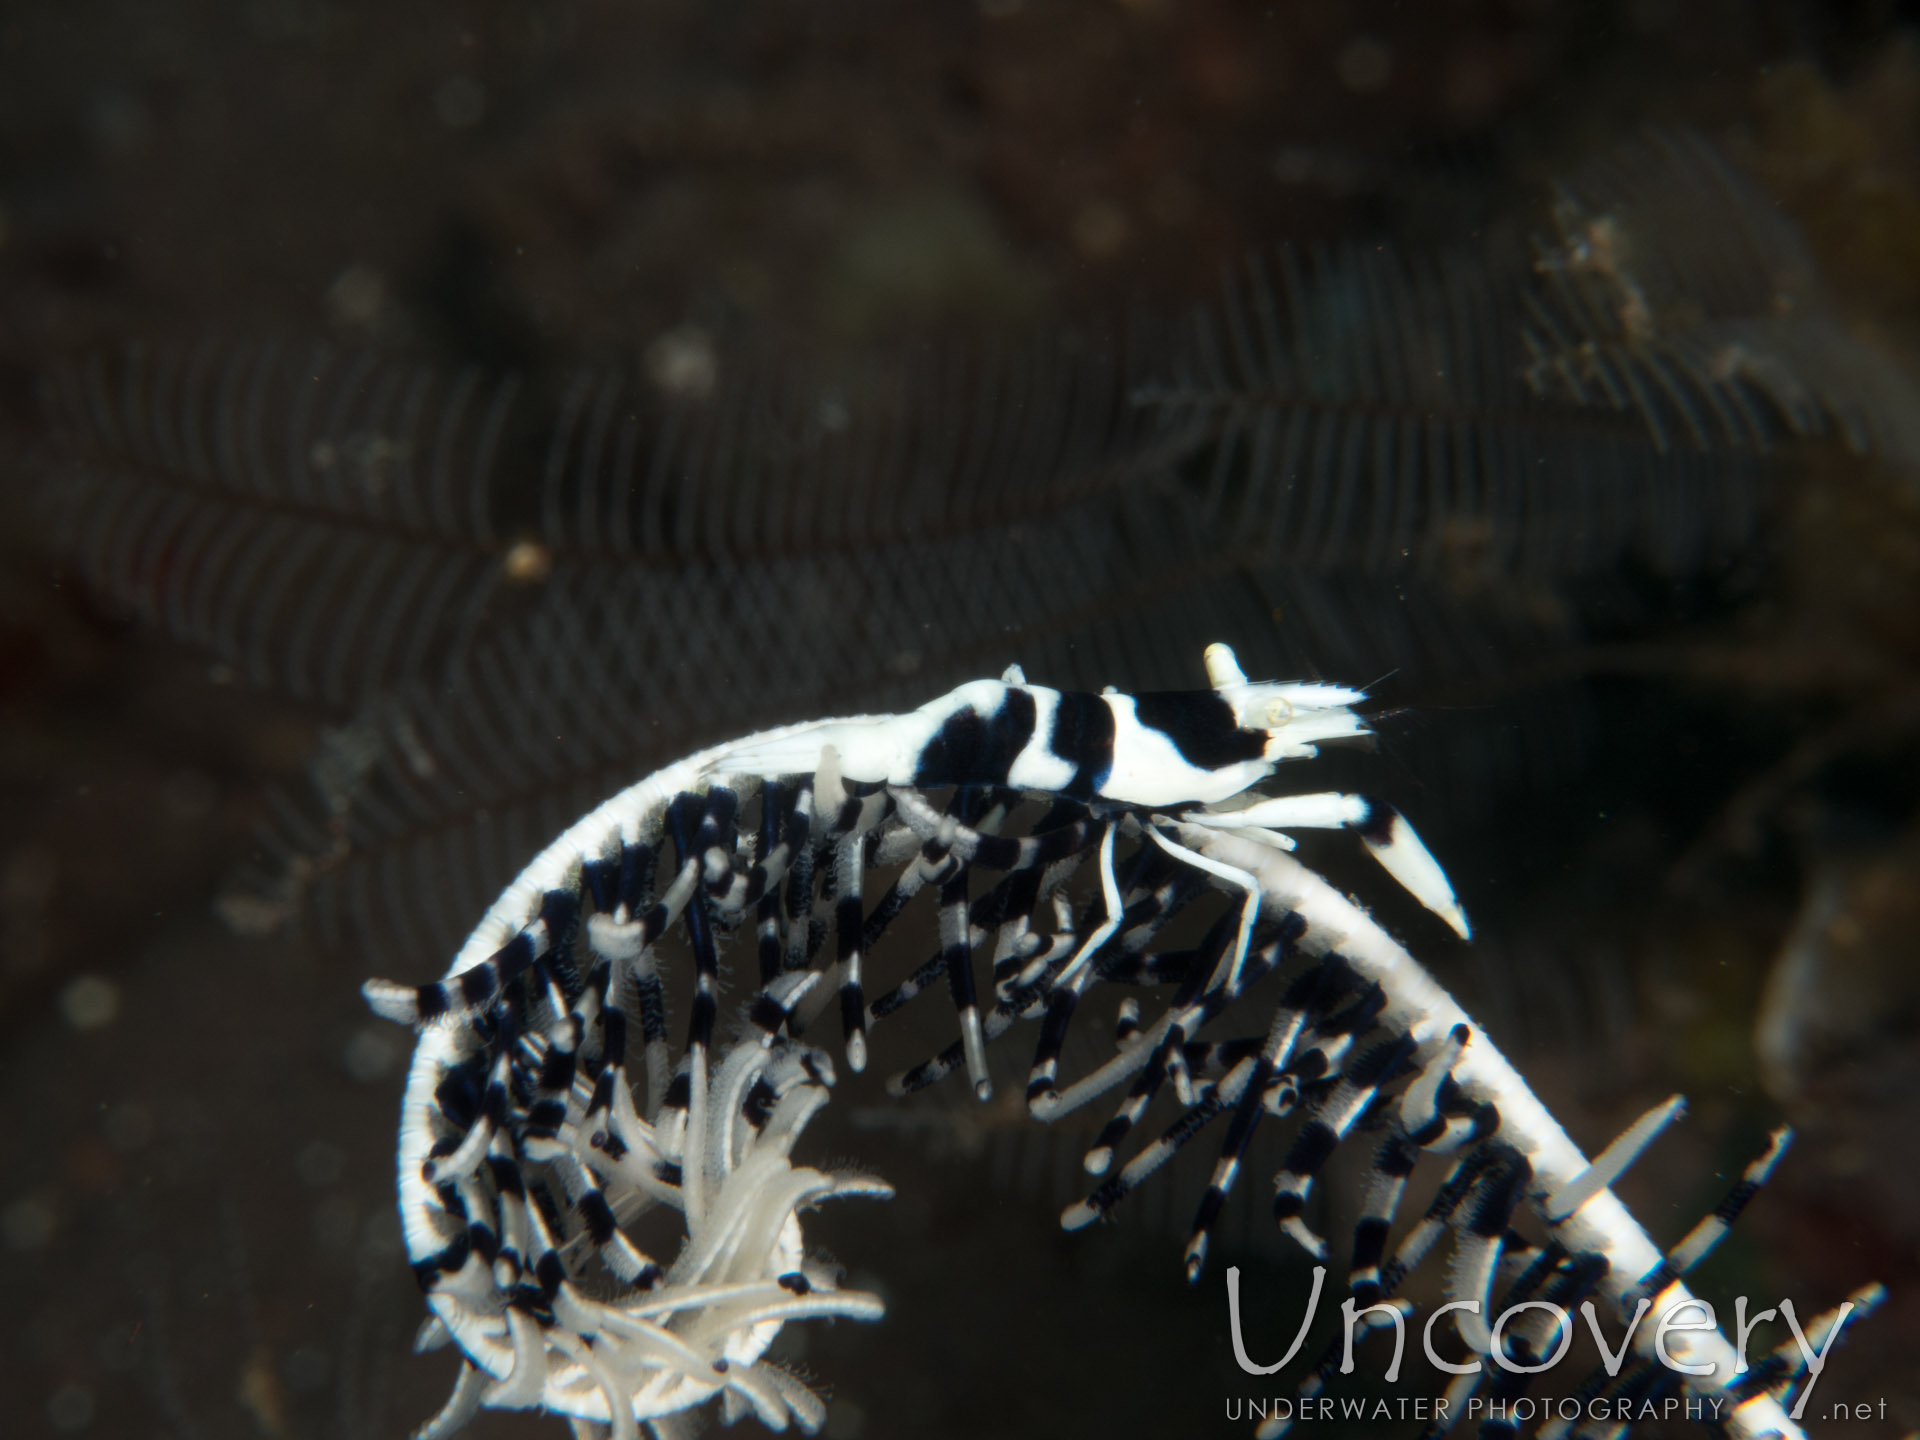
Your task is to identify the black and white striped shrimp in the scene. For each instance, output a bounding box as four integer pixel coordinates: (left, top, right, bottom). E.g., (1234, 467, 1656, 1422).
(720, 640, 1469, 973)
(718, 641, 1374, 807)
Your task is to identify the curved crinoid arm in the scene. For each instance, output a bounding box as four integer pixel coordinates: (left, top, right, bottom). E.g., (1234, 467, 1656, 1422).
(1069, 822, 1854, 1440)
(357, 641, 1870, 1439)
(370, 754, 891, 1440)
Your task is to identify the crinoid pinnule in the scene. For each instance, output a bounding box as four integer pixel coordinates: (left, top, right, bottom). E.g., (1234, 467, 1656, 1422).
(377, 945, 888, 1438)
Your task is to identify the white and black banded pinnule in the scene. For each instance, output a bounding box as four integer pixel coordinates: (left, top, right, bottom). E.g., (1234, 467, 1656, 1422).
(366, 723, 914, 1439)
(386, 983, 891, 1439)
(363, 645, 1858, 1439)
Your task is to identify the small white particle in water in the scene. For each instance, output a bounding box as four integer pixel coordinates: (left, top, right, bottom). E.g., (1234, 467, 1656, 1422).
(90, 90, 151, 156)
(1071, 199, 1131, 259)
(214, 889, 291, 938)
(326, 264, 387, 331)
(162, 770, 216, 824)
(342, 1025, 401, 1083)
(1148, 172, 1197, 227)
(285, 1344, 331, 1393)
(104, 1102, 154, 1152)
(3, 843, 57, 904)
(313, 1195, 357, 1253)
(359, 1209, 404, 1261)
(1336, 36, 1393, 93)
(60, 974, 120, 1031)
(3, 1192, 57, 1250)
(645, 325, 719, 399)
(295, 1139, 345, 1188)
(47, 1390, 93, 1436)
(434, 76, 486, 129)
(48, 1383, 94, 1431)
(97, 1320, 145, 1372)
(501, 539, 553, 585)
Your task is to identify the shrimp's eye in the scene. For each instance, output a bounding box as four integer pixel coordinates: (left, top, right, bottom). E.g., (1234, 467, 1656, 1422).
(1264, 698, 1294, 728)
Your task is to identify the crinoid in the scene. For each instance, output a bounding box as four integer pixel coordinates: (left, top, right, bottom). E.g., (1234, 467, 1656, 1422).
(367, 644, 1875, 1438)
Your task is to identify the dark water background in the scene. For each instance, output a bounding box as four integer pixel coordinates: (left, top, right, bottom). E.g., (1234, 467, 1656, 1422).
(2, 4, 1917, 1438)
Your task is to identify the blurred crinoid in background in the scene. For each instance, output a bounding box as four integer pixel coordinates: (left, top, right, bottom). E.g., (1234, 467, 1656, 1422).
(29, 128, 1919, 977)
(1523, 129, 1920, 468)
